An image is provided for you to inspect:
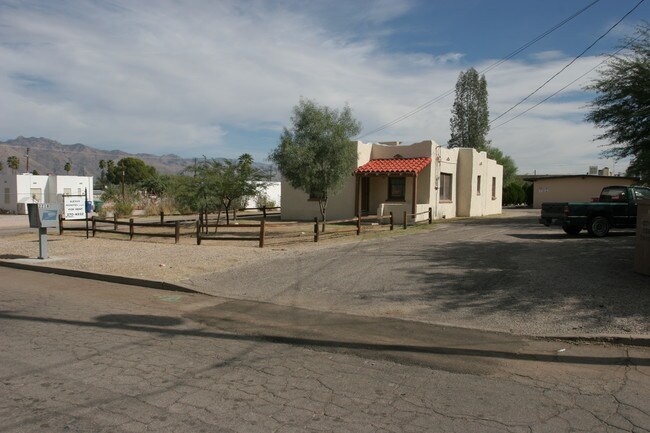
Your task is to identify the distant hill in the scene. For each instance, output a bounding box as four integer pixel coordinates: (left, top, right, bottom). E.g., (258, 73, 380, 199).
(0, 136, 277, 180)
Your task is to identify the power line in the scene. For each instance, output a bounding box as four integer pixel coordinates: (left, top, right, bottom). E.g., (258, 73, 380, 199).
(489, 0, 645, 126)
(491, 35, 641, 130)
(357, 0, 602, 139)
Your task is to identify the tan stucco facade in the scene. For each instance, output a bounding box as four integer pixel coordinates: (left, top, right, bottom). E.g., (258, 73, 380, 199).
(527, 175, 638, 209)
(281, 140, 503, 222)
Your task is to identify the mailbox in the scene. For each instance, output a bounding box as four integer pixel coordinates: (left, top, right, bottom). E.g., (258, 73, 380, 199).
(27, 203, 60, 229)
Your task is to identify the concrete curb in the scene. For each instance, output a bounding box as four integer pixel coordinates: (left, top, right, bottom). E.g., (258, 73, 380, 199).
(2, 259, 649, 348)
(0, 260, 201, 295)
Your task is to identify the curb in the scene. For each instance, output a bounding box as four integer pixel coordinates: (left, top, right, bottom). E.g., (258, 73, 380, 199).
(1, 259, 649, 348)
(0, 260, 202, 295)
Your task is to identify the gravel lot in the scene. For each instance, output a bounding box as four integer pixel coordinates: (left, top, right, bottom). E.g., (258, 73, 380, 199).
(1, 210, 648, 337)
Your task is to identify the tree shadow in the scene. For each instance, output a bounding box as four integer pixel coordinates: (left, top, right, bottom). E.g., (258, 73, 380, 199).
(0, 254, 30, 259)
(390, 233, 649, 331)
(95, 314, 184, 327)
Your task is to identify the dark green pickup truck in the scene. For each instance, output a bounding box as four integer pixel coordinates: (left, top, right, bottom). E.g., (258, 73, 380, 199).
(539, 185, 650, 237)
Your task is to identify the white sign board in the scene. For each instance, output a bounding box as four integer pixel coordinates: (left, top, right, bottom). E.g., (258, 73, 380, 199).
(64, 196, 86, 220)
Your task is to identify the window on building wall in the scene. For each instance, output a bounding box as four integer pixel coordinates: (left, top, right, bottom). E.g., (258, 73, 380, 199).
(476, 175, 482, 195)
(64, 188, 71, 196)
(492, 177, 497, 199)
(4, 188, 9, 204)
(387, 177, 406, 201)
(30, 188, 42, 202)
(440, 173, 452, 202)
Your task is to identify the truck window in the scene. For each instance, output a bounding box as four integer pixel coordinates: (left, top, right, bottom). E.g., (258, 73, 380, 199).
(635, 188, 650, 200)
(600, 187, 627, 202)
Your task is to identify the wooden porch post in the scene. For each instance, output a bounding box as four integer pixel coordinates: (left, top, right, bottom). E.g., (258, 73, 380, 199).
(354, 174, 361, 217)
(412, 173, 418, 216)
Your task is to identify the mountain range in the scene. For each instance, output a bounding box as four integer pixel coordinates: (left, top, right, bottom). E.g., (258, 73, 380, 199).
(0, 136, 276, 180)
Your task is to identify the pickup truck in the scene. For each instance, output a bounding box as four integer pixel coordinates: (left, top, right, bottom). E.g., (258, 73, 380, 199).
(539, 185, 650, 237)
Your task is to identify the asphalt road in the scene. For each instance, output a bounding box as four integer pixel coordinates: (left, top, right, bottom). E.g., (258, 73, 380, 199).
(1, 267, 650, 432)
(187, 210, 650, 337)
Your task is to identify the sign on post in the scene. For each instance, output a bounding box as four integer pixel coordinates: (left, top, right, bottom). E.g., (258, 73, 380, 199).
(64, 195, 86, 220)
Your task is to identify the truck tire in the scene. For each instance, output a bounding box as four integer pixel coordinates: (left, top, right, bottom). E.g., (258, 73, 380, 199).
(562, 223, 582, 235)
(587, 216, 610, 237)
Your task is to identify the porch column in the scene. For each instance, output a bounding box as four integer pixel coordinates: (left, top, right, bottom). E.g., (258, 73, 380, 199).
(412, 173, 418, 215)
(354, 174, 360, 217)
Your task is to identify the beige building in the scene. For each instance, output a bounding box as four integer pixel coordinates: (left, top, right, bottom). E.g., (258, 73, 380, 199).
(281, 140, 503, 223)
(524, 174, 639, 209)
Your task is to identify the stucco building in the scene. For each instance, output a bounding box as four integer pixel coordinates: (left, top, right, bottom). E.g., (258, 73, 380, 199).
(523, 174, 639, 209)
(281, 140, 503, 223)
(0, 172, 94, 214)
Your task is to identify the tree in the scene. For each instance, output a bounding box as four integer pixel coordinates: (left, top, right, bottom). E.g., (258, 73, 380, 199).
(98, 159, 107, 187)
(448, 68, 490, 150)
(64, 162, 72, 174)
(270, 98, 362, 230)
(106, 157, 157, 185)
(585, 24, 650, 182)
(215, 153, 265, 224)
(7, 156, 19, 174)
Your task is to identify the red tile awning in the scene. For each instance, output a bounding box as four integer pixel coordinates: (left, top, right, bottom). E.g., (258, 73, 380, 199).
(355, 157, 432, 175)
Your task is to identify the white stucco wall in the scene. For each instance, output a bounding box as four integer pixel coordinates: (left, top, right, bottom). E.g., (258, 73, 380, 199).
(243, 182, 281, 208)
(0, 173, 93, 214)
(456, 149, 502, 217)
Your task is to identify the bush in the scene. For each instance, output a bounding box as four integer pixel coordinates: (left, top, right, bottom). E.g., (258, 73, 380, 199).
(503, 183, 525, 205)
(113, 201, 134, 218)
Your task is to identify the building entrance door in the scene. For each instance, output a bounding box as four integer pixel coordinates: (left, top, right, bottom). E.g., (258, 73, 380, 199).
(361, 177, 370, 216)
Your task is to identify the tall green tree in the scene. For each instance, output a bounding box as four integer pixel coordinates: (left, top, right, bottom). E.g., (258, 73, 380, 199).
(448, 68, 490, 150)
(64, 161, 72, 174)
(7, 156, 20, 174)
(270, 98, 361, 230)
(106, 157, 157, 185)
(585, 24, 650, 182)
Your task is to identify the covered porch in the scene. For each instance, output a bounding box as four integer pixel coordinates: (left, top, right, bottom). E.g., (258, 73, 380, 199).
(354, 157, 432, 223)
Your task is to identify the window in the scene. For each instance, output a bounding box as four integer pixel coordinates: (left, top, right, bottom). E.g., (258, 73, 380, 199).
(4, 188, 9, 204)
(387, 177, 406, 201)
(30, 188, 42, 202)
(440, 173, 452, 202)
(492, 177, 497, 199)
(64, 188, 72, 196)
(476, 175, 482, 195)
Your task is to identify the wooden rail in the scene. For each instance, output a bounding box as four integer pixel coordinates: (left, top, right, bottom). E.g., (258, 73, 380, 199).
(313, 213, 394, 242)
(402, 207, 433, 229)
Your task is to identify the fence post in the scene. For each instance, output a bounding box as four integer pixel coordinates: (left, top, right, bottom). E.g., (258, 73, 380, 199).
(129, 218, 134, 240)
(428, 207, 433, 224)
(113, 214, 118, 231)
(313, 217, 319, 242)
(262, 206, 267, 219)
(174, 221, 180, 244)
(196, 220, 201, 245)
(356, 215, 361, 235)
(59, 214, 64, 235)
(160, 211, 164, 224)
(92, 216, 96, 237)
(403, 211, 407, 230)
(390, 212, 394, 231)
(259, 220, 265, 248)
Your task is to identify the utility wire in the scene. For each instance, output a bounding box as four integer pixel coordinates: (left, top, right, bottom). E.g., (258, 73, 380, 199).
(357, 0, 602, 139)
(489, 0, 645, 126)
(491, 33, 643, 130)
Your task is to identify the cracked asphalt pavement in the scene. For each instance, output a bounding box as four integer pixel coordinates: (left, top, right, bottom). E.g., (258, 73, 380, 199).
(1, 267, 649, 432)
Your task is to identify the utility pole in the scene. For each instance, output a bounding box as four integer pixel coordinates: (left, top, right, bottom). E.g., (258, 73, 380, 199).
(26, 148, 30, 172)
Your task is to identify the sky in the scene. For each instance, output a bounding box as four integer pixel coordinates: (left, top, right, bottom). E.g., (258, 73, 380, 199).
(0, 0, 648, 175)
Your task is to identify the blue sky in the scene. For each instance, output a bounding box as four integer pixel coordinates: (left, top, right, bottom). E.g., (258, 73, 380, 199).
(0, 0, 647, 174)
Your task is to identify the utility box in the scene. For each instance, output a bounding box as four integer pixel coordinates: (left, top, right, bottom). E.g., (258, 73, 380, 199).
(635, 200, 650, 276)
(27, 203, 60, 259)
(27, 203, 60, 229)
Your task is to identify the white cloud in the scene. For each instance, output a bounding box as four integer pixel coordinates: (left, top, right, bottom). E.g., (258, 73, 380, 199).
(0, 0, 628, 173)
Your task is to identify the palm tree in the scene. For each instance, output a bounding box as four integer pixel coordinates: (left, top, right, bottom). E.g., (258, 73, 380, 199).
(64, 161, 72, 174)
(7, 156, 19, 174)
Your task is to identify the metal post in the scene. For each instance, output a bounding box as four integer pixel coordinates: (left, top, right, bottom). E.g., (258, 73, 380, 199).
(38, 227, 48, 259)
(92, 216, 96, 237)
(85, 188, 89, 239)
